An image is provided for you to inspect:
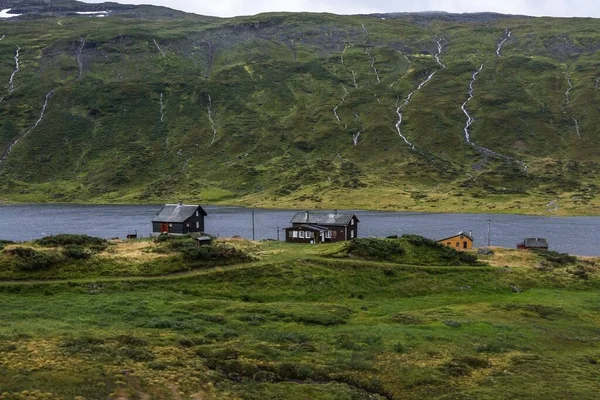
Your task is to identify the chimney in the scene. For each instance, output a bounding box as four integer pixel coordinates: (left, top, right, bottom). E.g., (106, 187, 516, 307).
(305, 210, 309, 221)
(469, 230, 473, 238)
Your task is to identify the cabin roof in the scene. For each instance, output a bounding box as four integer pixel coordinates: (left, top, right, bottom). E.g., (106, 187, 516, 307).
(291, 211, 358, 226)
(523, 237, 548, 248)
(153, 204, 207, 223)
(438, 231, 473, 242)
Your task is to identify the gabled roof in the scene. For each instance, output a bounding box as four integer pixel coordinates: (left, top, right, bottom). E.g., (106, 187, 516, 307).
(523, 238, 548, 248)
(438, 231, 473, 242)
(291, 211, 360, 226)
(291, 211, 358, 226)
(152, 203, 207, 223)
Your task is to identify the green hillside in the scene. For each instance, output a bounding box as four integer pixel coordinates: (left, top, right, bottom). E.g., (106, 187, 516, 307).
(1, 237, 600, 399)
(0, 3, 598, 214)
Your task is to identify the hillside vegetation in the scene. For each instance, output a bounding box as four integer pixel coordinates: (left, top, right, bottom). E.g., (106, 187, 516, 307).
(1, 236, 600, 398)
(0, 2, 598, 214)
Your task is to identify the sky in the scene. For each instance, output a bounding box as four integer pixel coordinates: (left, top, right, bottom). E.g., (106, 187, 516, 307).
(85, 0, 600, 18)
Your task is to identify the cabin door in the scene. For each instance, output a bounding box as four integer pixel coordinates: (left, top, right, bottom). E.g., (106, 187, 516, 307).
(161, 223, 169, 233)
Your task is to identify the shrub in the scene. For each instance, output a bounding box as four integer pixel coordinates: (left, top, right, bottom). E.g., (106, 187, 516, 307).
(61, 336, 106, 354)
(63, 245, 92, 259)
(178, 242, 252, 263)
(35, 234, 108, 250)
(0, 240, 14, 250)
(347, 238, 405, 261)
(121, 347, 155, 362)
(115, 335, 148, 346)
(443, 320, 462, 328)
(393, 342, 406, 353)
(535, 250, 577, 267)
(401, 234, 442, 248)
(6, 247, 63, 271)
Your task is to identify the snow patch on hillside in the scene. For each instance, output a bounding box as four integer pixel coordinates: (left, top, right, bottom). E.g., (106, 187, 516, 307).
(0, 9, 21, 18)
(75, 11, 109, 17)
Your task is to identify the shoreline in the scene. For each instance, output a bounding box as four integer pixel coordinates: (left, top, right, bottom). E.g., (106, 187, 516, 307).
(0, 198, 597, 217)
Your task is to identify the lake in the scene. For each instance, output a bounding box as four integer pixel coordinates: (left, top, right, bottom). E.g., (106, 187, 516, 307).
(0, 204, 598, 256)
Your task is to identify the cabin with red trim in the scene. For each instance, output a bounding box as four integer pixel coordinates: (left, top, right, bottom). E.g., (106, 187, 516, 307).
(152, 202, 207, 235)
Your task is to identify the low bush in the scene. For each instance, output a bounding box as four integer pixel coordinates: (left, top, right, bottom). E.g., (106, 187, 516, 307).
(35, 234, 108, 250)
(401, 234, 441, 248)
(63, 245, 93, 259)
(535, 250, 577, 267)
(347, 238, 405, 261)
(0, 240, 14, 250)
(61, 336, 106, 354)
(346, 235, 480, 266)
(171, 240, 252, 263)
(121, 346, 155, 362)
(6, 247, 63, 271)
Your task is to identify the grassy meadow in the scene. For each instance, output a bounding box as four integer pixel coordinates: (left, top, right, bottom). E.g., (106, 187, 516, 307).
(1, 235, 600, 399)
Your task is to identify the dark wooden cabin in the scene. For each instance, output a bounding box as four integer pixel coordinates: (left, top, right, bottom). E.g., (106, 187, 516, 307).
(517, 238, 549, 250)
(152, 203, 207, 235)
(283, 211, 359, 243)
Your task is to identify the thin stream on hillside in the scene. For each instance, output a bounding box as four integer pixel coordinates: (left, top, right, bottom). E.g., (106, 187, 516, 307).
(153, 38, 165, 57)
(361, 22, 380, 84)
(393, 38, 445, 152)
(496, 29, 511, 56)
(0, 90, 53, 163)
(208, 94, 217, 145)
(159, 92, 165, 123)
(564, 67, 582, 137)
(76, 37, 85, 78)
(8, 45, 19, 93)
(461, 65, 527, 171)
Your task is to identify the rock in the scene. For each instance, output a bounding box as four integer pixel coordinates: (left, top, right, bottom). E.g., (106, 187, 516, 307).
(477, 247, 494, 255)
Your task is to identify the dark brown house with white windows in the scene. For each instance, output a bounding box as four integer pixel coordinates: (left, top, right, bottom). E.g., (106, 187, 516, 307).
(283, 211, 359, 243)
(152, 202, 207, 235)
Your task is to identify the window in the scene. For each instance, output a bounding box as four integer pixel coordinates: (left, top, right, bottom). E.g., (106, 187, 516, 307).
(288, 231, 293, 238)
(299, 231, 305, 239)
(325, 230, 332, 239)
(306, 231, 313, 239)
(169, 223, 173, 227)
(463, 242, 468, 249)
(292, 231, 298, 238)
(196, 222, 200, 229)
(447, 242, 451, 246)
(350, 231, 354, 238)
(196, 211, 199, 217)
(456, 242, 460, 247)
(351, 219, 354, 225)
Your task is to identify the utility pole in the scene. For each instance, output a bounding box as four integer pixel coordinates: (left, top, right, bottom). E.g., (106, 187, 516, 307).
(251, 210, 255, 241)
(487, 219, 491, 247)
(277, 226, 280, 241)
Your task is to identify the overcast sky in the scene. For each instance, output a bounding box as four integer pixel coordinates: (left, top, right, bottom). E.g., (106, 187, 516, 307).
(86, 0, 600, 18)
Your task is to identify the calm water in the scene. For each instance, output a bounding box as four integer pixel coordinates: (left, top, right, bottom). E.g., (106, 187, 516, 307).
(0, 204, 598, 256)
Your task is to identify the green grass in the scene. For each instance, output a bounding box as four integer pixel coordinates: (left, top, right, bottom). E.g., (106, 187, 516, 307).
(0, 237, 599, 398)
